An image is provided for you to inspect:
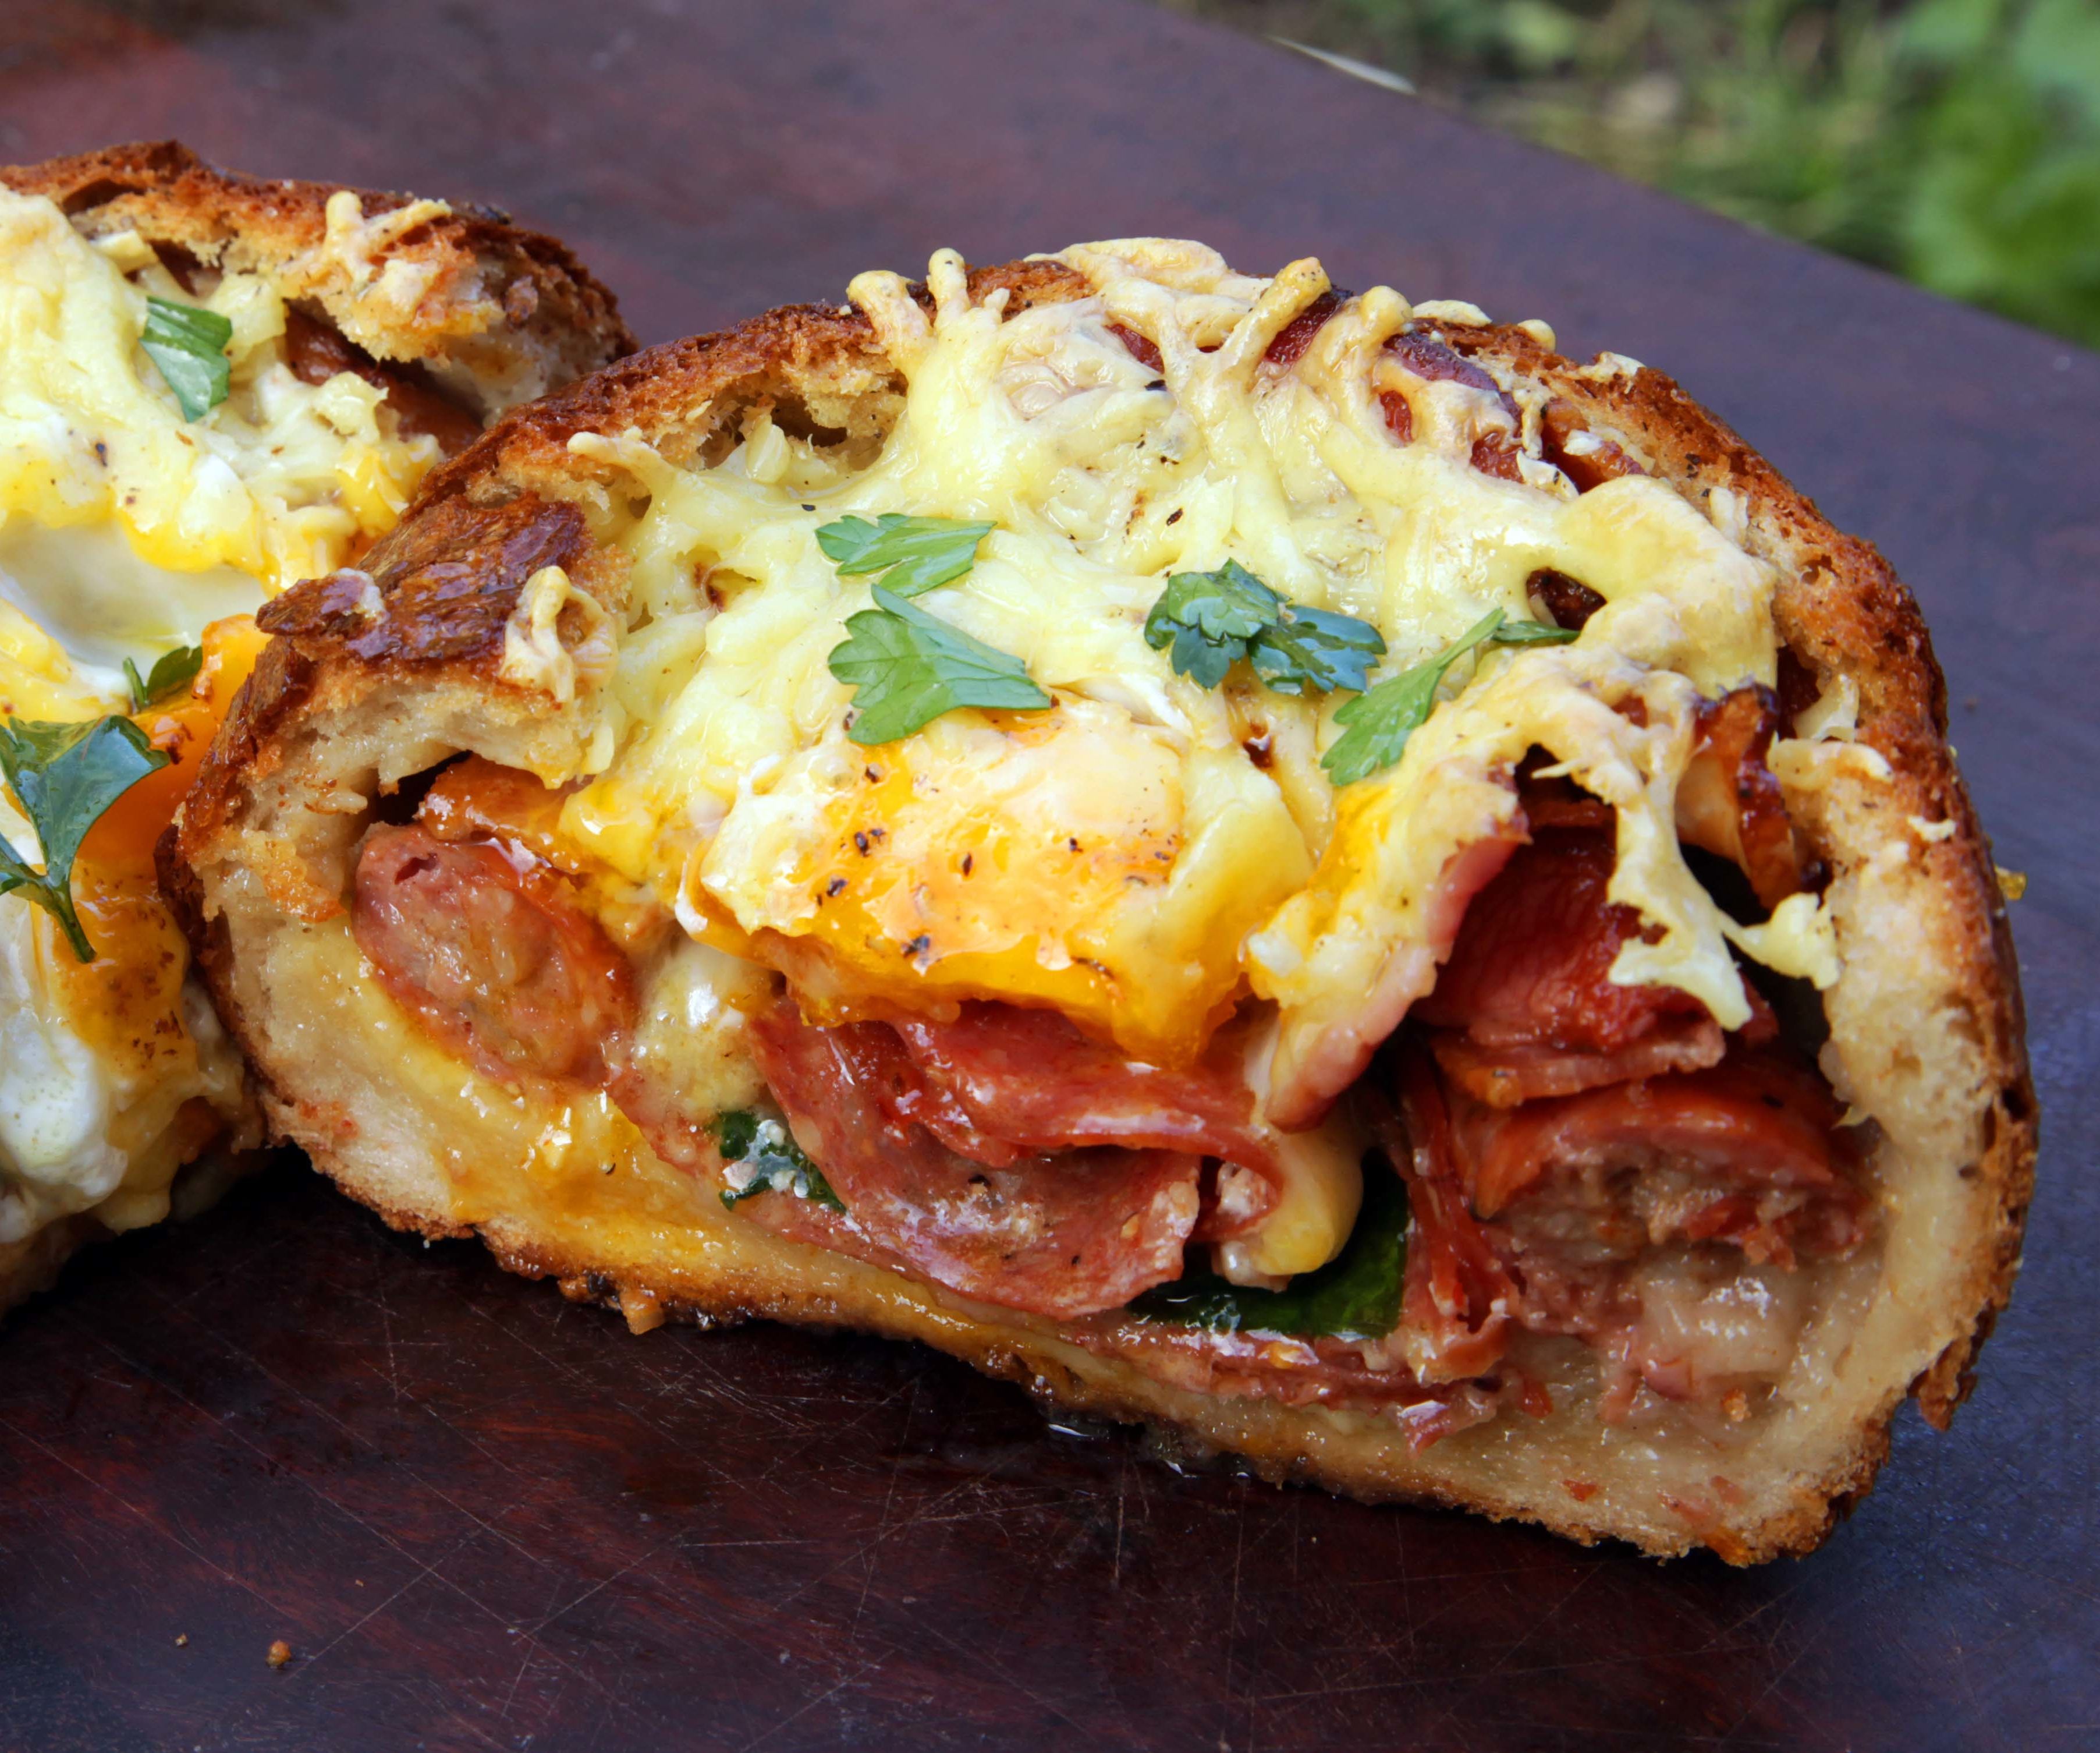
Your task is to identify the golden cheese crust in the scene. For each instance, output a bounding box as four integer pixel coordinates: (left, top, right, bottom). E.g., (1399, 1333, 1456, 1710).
(168, 257, 2034, 1561)
(1, 139, 635, 412)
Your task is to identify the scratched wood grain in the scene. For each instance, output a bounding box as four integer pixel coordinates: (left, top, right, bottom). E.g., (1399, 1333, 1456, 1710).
(1, 2, 2095, 1750)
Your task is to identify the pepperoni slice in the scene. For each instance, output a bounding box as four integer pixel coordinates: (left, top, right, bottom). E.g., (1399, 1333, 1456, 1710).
(1262, 288, 1347, 366)
(352, 824, 635, 1087)
(1416, 827, 1727, 1057)
(892, 1003, 1274, 1172)
(1443, 1047, 1864, 1265)
(746, 1003, 1202, 1318)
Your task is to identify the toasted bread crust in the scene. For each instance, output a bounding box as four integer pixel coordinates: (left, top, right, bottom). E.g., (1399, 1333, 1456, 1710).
(170, 258, 2035, 1560)
(0, 140, 634, 410)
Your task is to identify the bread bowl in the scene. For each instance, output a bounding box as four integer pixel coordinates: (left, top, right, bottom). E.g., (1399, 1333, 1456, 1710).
(168, 239, 2032, 1559)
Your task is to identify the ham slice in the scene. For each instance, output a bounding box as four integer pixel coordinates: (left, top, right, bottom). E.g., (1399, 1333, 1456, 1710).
(746, 1003, 1203, 1319)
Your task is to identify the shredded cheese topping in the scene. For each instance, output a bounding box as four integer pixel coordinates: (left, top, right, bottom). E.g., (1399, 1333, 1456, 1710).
(519, 238, 1847, 1275)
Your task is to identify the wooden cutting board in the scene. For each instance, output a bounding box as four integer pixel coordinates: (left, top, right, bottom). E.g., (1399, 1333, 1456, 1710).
(2, 3, 2094, 1748)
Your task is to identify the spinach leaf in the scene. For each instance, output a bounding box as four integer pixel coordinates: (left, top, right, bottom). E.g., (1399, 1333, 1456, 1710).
(1127, 1164, 1407, 1341)
(715, 1110, 846, 1212)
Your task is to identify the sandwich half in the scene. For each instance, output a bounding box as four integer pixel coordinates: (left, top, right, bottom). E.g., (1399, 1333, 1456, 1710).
(0, 141, 632, 1309)
(168, 241, 2033, 1560)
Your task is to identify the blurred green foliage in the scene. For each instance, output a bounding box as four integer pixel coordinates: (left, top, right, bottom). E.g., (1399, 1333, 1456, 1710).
(1163, 0, 2100, 347)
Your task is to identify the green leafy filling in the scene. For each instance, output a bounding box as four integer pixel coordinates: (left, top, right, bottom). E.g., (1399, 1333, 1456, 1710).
(828, 583, 1051, 747)
(1143, 560, 1386, 695)
(141, 296, 233, 422)
(1320, 608, 1578, 787)
(715, 1110, 846, 1213)
(1127, 1164, 1409, 1341)
(124, 644, 204, 713)
(815, 513, 995, 598)
(0, 716, 171, 962)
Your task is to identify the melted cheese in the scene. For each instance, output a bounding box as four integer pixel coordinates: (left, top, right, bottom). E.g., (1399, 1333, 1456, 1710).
(0, 189, 452, 1247)
(520, 239, 1843, 1280)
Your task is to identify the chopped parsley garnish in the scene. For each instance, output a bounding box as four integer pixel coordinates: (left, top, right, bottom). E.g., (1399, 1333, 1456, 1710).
(0, 716, 171, 962)
(141, 296, 233, 421)
(123, 644, 204, 713)
(828, 583, 1052, 748)
(815, 513, 995, 598)
(1143, 561, 1385, 695)
(1320, 607, 1578, 787)
(1127, 1164, 1408, 1341)
(715, 1110, 846, 1213)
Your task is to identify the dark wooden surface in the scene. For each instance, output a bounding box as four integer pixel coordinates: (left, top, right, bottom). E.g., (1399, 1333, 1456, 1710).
(2, 3, 2096, 1748)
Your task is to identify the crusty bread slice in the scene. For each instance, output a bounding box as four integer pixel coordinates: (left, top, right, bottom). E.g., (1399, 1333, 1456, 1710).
(0, 141, 633, 1312)
(167, 255, 2033, 1561)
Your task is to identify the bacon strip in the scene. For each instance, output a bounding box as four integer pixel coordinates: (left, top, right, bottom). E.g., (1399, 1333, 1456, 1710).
(1266, 818, 1527, 1132)
(1379, 331, 1527, 480)
(1262, 288, 1346, 366)
(746, 1004, 1202, 1318)
(1677, 686, 1806, 907)
(1539, 398, 1644, 493)
(1387, 1057, 1516, 1383)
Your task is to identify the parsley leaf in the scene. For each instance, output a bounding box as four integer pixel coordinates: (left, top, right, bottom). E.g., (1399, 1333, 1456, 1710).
(123, 644, 204, 713)
(1143, 561, 1385, 695)
(1127, 1163, 1406, 1341)
(715, 1110, 846, 1212)
(815, 513, 995, 598)
(141, 296, 234, 421)
(0, 716, 171, 961)
(1143, 561, 1284, 687)
(829, 583, 1052, 747)
(1320, 608, 1577, 787)
(1247, 603, 1387, 696)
